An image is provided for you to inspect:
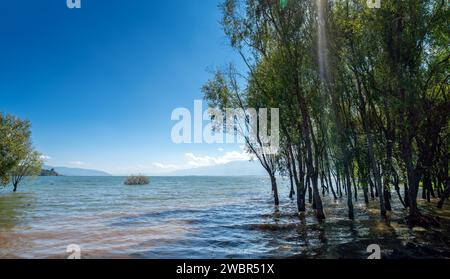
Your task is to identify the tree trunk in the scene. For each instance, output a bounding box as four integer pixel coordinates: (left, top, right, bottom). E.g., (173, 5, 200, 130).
(393, 170, 407, 208)
(345, 164, 354, 219)
(326, 161, 337, 200)
(369, 176, 375, 199)
(363, 187, 370, 204)
(383, 138, 394, 211)
(437, 180, 450, 209)
(307, 179, 313, 204)
(337, 172, 342, 197)
(383, 189, 392, 211)
(270, 175, 279, 207)
(407, 170, 421, 221)
(361, 175, 370, 204)
(321, 173, 326, 196)
(404, 182, 410, 208)
(423, 172, 432, 203)
(402, 130, 423, 224)
(350, 167, 358, 201)
(298, 167, 306, 212)
(288, 163, 295, 200)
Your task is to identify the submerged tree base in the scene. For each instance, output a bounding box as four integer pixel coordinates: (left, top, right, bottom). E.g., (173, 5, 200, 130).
(253, 193, 450, 259)
(406, 213, 441, 228)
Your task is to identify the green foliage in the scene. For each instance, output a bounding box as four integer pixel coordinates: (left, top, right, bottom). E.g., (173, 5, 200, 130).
(0, 113, 32, 186)
(10, 151, 43, 191)
(0, 112, 42, 191)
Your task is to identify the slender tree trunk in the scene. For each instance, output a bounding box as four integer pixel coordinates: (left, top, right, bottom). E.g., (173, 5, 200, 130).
(423, 172, 432, 202)
(437, 177, 442, 198)
(326, 160, 337, 200)
(287, 158, 295, 200)
(345, 163, 354, 219)
(307, 179, 313, 204)
(369, 176, 375, 199)
(336, 172, 342, 197)
(436, 177, 441, 198)
(393, 169, 407, 208)
(298, 177, 306, 212)
(383, 134, 394, 211)
(289, 171, 295, 200)
(401, 129, 423, 223)
(422, 179, 427, 200)
(383, 185, 392, 211)
(431, 177, 436, 198)
(437, 179, 450, 209)
(361, 175, 370, 204)
(404, 181, 410, 209)
(363, 185, 370, 204)
(270, 174, 279, 207)
(296, 148, 307, 213)
(321, 172, 326, 196)
(351, 168, 358, 201)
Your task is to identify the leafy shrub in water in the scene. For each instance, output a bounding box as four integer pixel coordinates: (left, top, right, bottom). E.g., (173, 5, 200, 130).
(124, 175, 149, 185)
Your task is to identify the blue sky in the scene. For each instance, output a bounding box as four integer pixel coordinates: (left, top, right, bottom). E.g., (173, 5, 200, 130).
(0, 0, 250, 175)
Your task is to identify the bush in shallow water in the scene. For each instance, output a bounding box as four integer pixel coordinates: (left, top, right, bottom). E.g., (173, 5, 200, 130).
(124, 175, 149, 185)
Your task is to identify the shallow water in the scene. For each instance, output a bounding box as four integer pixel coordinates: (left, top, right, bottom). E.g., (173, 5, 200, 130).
(0, 176, 449, 259)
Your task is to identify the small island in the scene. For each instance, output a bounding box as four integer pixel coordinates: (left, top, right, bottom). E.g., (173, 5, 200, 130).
(124, 175, 149, 185)
(40, 168, 60, 177)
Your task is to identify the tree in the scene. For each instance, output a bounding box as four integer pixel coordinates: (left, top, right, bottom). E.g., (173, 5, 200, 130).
(0, 113, 32, 185)
(1, 112, 42, 192)
(10, 151, 43, 192)
(202, 66, 281, 206)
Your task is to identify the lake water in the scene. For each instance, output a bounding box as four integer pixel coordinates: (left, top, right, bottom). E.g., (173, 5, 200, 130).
(0, 176, 449, 259)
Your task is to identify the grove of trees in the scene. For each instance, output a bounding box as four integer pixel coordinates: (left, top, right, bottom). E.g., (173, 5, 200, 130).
(203, 0, 449, 226)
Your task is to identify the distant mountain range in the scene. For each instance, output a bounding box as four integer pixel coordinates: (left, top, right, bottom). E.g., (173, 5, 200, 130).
(41, 161, 265, 177)
(168, 160, 266, 176)
(42, 165, 111, 176)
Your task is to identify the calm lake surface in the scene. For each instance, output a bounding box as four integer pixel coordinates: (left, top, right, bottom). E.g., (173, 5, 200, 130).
(0, 176, 449, 259)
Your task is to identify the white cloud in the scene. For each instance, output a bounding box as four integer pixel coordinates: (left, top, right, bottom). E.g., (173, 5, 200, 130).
(105, 149, 253, 175)
(217, 148, 224, 152)
(110, 163, 181, 175)
(184, 150, 252, 168)
(69, 161, 84, 166)
(40, 155, 51, 161)
(151, 163, 178, 170)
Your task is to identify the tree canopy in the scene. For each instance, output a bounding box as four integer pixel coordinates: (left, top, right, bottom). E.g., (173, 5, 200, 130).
(0, 112, 42, 191)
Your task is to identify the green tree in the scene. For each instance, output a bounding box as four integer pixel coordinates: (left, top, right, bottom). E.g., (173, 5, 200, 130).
(0, 113, 32, 185)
